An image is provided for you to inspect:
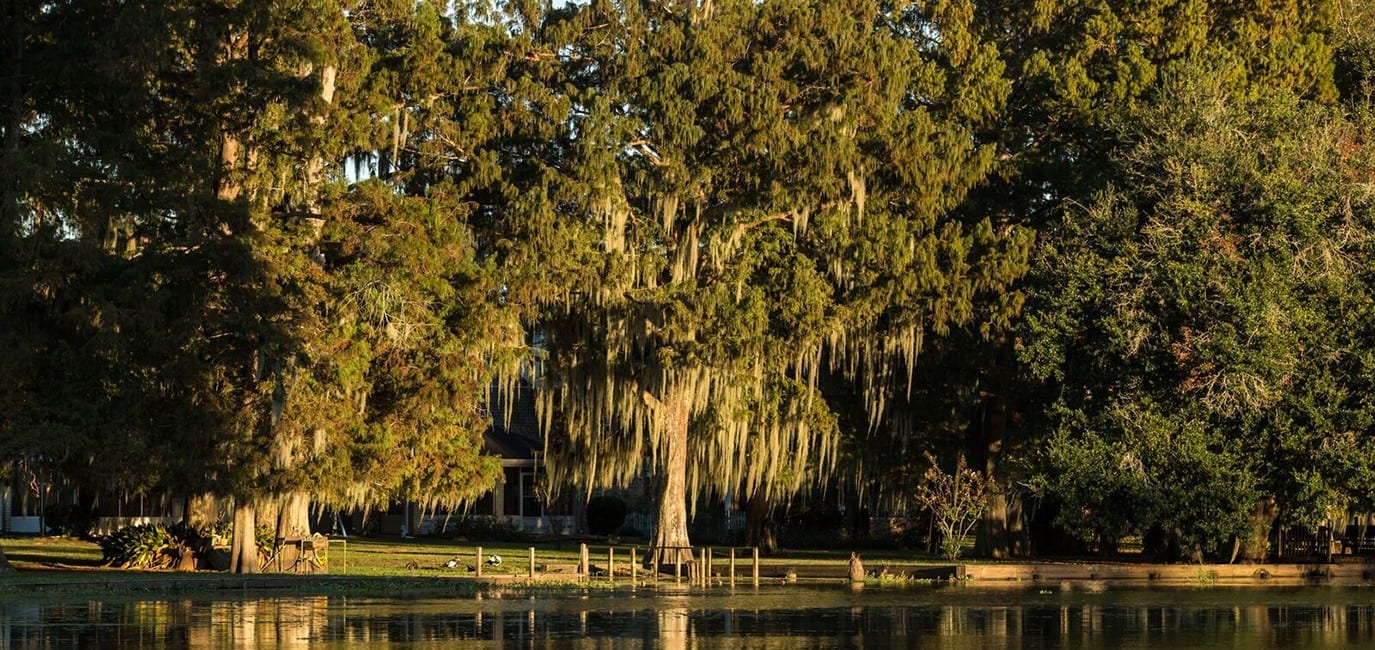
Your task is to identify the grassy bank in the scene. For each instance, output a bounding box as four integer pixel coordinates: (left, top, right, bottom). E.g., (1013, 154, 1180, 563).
(0, 533, 950, 601)
(5, 534, 1369, 601)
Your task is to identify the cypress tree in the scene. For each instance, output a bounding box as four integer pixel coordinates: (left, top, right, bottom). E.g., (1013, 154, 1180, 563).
(490, 0, 1022, 559)
(0, 1, 517, 571)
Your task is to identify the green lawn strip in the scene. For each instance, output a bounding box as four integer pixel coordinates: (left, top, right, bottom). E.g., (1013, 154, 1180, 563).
(1, 534, 954, 585)
(1, 534, 105, 569)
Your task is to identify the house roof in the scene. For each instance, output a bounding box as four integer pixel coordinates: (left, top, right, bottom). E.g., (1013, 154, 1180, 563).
(484, 382, 543, 464)
(483, 427, 541, 462)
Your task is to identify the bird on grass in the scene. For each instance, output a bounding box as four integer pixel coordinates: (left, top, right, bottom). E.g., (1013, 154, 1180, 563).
(486, 554, 502, 566)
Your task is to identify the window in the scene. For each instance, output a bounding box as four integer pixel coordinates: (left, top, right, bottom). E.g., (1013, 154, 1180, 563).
(519, 470, 543, 518)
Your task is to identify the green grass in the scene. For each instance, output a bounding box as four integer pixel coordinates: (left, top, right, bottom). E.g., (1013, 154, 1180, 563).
(2, 534, 105, 569)
(0, 532, 957, 601)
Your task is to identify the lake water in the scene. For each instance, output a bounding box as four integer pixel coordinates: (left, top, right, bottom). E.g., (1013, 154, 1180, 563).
(5, 584, 1375, 648)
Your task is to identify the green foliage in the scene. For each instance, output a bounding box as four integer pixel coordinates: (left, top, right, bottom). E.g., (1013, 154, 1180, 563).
(0, 0, 513, 539)
(99, 523, 212, 570)
(1021, 60, 1375, 554)
(1035, 404, 1256, 555)
(2, 0, 1370, 565)
(494, 0, 1027, 553)
(1333, 0, 1375, 100)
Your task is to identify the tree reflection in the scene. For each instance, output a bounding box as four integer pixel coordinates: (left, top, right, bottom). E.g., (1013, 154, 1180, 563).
(5, 591, 1375, 647)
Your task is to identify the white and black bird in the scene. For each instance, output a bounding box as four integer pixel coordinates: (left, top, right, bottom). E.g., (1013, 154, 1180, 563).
(445, 557, 459, 569)
(486, 554, 502, 566)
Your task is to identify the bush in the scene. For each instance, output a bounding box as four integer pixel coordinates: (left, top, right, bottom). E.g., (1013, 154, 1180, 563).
(441, 515, 528, 541)
(913, 453, 991, 561)
(586, 496, 627, 536)
(100, 521, 263, 569)
(99, 523, 209, 569)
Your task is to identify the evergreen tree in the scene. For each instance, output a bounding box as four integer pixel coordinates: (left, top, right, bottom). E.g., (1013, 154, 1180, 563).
(0, 0, 171, 536)
(487, 0, 1021, 559)
(1333, 0, 1375, 99)
(954, 0, 1346, 557)
(0, 1, 516, 572)
(1020, 64, 1375, 558)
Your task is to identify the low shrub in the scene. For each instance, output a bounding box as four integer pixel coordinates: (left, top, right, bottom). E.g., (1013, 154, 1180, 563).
(441, 515, 528, 541)
(99, 523, 207, 569)
(100, 521, 266, 569)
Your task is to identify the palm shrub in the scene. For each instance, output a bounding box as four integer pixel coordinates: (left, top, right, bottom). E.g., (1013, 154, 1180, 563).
(99, 523, 207, 569)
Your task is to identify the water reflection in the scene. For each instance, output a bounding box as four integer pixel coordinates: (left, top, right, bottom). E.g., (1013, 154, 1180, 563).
(5, 586, 1375, 648)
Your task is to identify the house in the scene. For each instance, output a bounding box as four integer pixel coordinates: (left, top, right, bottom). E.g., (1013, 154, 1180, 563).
(0, 478, 43, 534)
(1, 468, 182, 536)
(363, 380, 576, 537)
(456, 380, 575, 534)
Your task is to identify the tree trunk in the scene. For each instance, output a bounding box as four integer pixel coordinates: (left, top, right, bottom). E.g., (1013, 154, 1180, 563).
(303, 63, 335, 219)
(0, 545, 10, 572)
(973, 361, 1029, 558)
(572, 490, 588, 536)
(745, 490, 777, 554)
(185, 494, 220, 529)
(973, 338, 1031, 558)
(1239, 497, 1278, 562)
(265, 492, 316, 573)
(229, 501, 260, 574)
(978, 489, 1029, 558)
(649, 394, 693, 567)
(275, 491, 311, 539)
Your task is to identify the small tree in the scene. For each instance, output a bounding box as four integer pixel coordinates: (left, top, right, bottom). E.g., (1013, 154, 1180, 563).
(915, 454, 991, 561)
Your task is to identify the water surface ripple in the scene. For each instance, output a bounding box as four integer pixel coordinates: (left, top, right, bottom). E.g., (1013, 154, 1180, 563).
(5, 584, 1375, 648)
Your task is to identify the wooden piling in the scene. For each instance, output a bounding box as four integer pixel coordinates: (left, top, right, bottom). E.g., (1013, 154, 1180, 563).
(608, 547, 615, 583)
(729, 548, 736, 588)
(476, 546, 483, 579)
(579, 543, 589, 580)
(630, 547, 638, 585)
(752, 547, 759, 588)
(528, 547, 535, 579)
(702, 547, 710, 586)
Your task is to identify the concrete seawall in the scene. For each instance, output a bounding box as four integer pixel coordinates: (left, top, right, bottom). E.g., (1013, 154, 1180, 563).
(963, 562, 1375, 585)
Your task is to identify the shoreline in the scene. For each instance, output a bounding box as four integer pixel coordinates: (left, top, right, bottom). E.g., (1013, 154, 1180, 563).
(4, 558, 1374, 601)
(964, 561, 1375, 586)
(6, 535, 1374, 600)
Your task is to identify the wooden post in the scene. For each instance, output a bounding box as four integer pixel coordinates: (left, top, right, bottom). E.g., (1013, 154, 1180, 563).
(752, 546, 759, 588)
(691, 549, 697, 586)
(608, 547, 615, 583)
(528, 547, 536, 579)
(631, 547, 638, 585)
(674, 551, 682, 582)
(579, 543, 589, 580)
(476, 546, 483, 579)
(730, 548, 736, 588)
(702, 547, 710, 586)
